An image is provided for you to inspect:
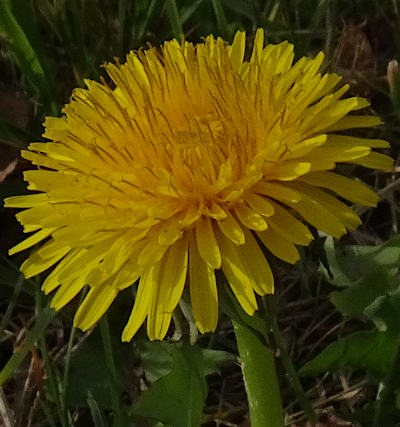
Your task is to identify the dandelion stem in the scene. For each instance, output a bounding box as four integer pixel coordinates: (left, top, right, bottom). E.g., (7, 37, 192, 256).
(265, 295, 317, 425)
(233, 320, 284, 427)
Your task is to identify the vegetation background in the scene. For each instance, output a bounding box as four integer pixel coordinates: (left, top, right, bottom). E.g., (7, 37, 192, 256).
(1, 0, 400, 426)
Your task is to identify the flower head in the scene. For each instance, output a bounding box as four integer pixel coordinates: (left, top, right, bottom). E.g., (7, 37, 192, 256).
(5, 29, 392, 340)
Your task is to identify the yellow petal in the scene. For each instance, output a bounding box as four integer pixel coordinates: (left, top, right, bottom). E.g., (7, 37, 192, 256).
(250, 28, 264, 63)
(21, 242, 70, 278)
(51, 276, 86, 310)
(216, 228, 258, 315)
(121, 267, 155, 342)
(234, 203, 268, 231)
(189, 235, 218, 333)
(257, 228, 300, 264)
(254, 181, 302, 203)
(196, 216, 221, 268)
(158, 235, 189, 312)
(267, 201, 313, 245)
(285, 135, 327, 159)
(290, 183, 362, 230)
(229, 31, 246, 72)
(4, 193, 49, 208)
(299, 171, 379, 207)
(269, 161, 311, 181)
(41, 249, 86, 293)
(146, 260, 173, 341)
(326, 134, 390, 149)
(285, 191, 346, 237)
(217, 211, 245, 245)
(102, 235, 135, 276)
(73, 284, 118, 330)
(9, 227, 56, 256)
(326, 115, 381, 132)
(304, 146, 371, 164)
(352, 152, 394, 171)
(238, 229, 274, 295)
(138, 235, 169, 268)
(245, 193, 275, 217)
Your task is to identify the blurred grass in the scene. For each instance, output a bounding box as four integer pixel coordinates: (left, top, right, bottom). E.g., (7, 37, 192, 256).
(0, 0, 399, 426)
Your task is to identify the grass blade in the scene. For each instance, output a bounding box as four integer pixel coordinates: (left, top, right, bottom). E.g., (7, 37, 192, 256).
(0, 305, 55, 385)
(166, 0, 183, 39)
(135, 0, 159, 45)
(0, 0, 58, 115)
(212, 0, 232, 40)
(87, 391, 108, 427)
(0, 274, 25, 341)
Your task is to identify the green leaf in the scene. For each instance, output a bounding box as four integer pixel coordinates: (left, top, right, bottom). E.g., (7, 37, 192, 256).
(66, 327, 133, 409)
(135, 339, 173, 383)
(202, 349, 236, 376)
(330, 266, 396, 318)
(298, 330, 399, 378)
(364, 290, 400, 332)
(136, 339, 235, 384)
(132, 342, 207, 427)
(323, 236, 400, 318)
(0, 0, 58, 114)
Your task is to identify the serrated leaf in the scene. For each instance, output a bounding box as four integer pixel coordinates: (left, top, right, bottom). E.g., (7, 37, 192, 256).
(322, 236, 400, 318)
(135, 340, 173, 383)
(136, 340, 235, 384)
(330, 266, 396, 318)
(364, 289, 400, 332)
(202, 349, 236, 376)
(132, 342, 207, 427)
(298, 330, 399, 378)
(66, 328, 133, 409)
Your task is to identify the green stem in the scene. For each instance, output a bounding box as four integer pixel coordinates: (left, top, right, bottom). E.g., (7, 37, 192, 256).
(265, 296, 317, 425)
(61, 325, 77, 425)
(34, 288, 66, 427)
(0, 274, 24, 340)
(233, 320, 284, 427)
(373, 333, 400, 427)
(100, 316, 122, 427)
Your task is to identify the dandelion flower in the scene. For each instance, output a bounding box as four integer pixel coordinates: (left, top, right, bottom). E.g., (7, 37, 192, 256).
(5, 29, 393, 341)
